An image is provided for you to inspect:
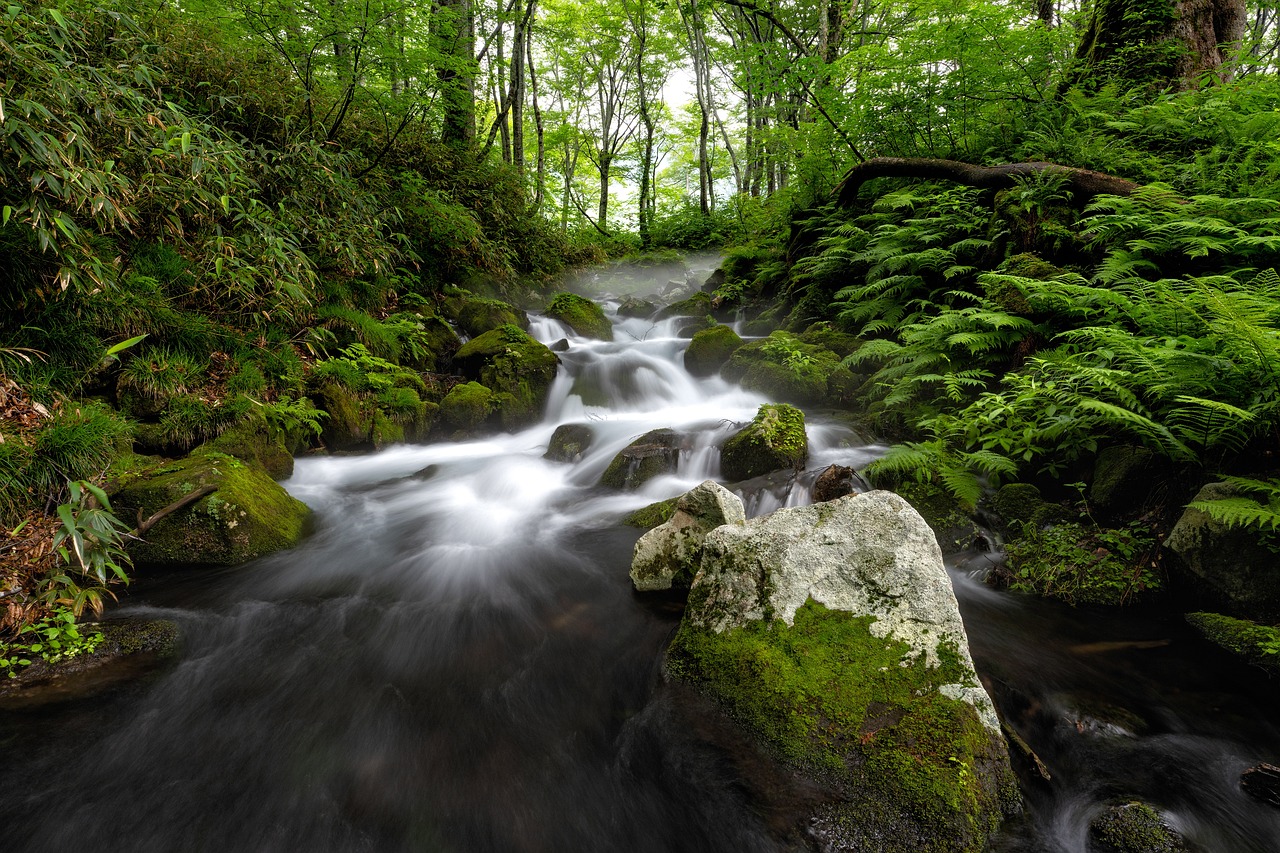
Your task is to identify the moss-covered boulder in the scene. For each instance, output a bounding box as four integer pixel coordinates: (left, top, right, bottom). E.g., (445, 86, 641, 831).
(456, 297, 528, 338)
(545, 292, 613, 341)
(309, 380, 375, 452)
(656, 290, 712, 320)
(631, 480, 745, 591)
(1087, 802, 1188, 853)
(601, 429, 683, 490)
(720, 331, 864, 407)
(437, 382, 495, 436)
(1164, 482, 1280, 623)
(684, 324, 743, 377)
(1091, 445, 1161, 519)
(1185, 612, 1280, 675)
(664, 491, 1018, 852)
(720, 403, 807, 482)
(797, 321, 863, 358)
(617, 296, 657, 319)
(895, 481, 983, 556)
(202, 417, 299, 480)
(545, 423, 594, 463)
(988, 482, 1067, 537)
(112, 450, 311, 567)
(453, 325, 560, 430)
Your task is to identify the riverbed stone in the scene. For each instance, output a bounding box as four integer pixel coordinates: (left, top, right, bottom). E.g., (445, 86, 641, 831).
(813, 464, 858, 502)
(630, 481, 746, 591)
(545, 423, 595, 463)
(112, 450, 312, 567)
(719, 403, 807, 482)
(438, 381, 495, 436)
(453, 325, 560, 430)
(617, 296, 657, 319)
(665, 491, 1017, 852)
(1087, 802, 1188, 853)
(545, 292, 613, 340)
(1164, 482, 1280, 623)
(601, 429, 683, 490)
(683, 324, 743, 377)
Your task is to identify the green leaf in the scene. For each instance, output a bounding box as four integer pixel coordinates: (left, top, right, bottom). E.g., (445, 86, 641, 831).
(105, 334, 148, 357)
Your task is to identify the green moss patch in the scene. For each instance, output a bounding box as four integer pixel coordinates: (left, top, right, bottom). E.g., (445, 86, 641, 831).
(684, 324, 743, 377)
(623, 498, 678, 529)
(720, 403, 807, 482)
(545, 292, 613, 341)
(1186, 612, 1280, 674)
(438, 381, 495, 436)
(456, 297, 528, 338)
(453, 325, 559, 429)
(667, 600, 1013, 853)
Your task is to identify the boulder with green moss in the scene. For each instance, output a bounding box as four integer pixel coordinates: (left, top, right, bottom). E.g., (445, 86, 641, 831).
(1091, 445, 1161, 519)
(601, 429, 683, 490)
(112, 450, 311, 567)
(631, 480, 745, 591)
(1164, 481, 1280, 623)
(720, 404, 807, 482)
(203, 416, 300, 480)
(453, 325, 560, 429)
(545, 292, 613, 340)
(656, 291, 712, 320)
(545, 423, 595, 462)
(1185, 612, 1280, 675)
(1087, 802, 1188, 853)
(720, 331, 864, 407)
(623, 498, 678, 529)
(437, 381, 495, 436)
(988, 482, 1066, 537)
(664, 490, 1018, 852)
(684, 324, 743, 377)
(456, 297, 529, 338)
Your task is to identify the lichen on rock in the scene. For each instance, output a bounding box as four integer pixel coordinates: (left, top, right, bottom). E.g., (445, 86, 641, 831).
(661, 490, 1016, 852)
(630, 480, 745, 591)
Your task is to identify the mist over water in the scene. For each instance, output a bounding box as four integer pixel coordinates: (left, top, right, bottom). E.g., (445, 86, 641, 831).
(1, 262, 1278, 853)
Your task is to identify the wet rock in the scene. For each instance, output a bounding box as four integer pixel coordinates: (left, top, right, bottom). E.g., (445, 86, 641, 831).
(601, 429, 683, 490)
(988, 482, 1066, 537)
(549, 338, 571, 352)
(617, 296, 657, 319)
(1057, 694, 1148, 738)
(1165, 482, 1280, 623)
(453, 325, 560, 430)
(1091, 445, 1161, 519)
(112, 450, 312, 568)
(630, 481, 745, 592)
(545, 292, 613, 340)
(202, 416, 299, 480)
(813, 464, 857, 503)
(1087, 802, 1187, 853)
(622, 498, 678, 529)
(666, 491, 1018, 852)
(1186, 612, 1280, 675)
(720, 331, 863, 407)
(701, 267, 726, 293)
(894, 481, 983, 556)
(438, 382, 494, 436)
(683, 324, 743, 377)
(720, 403, 807, 482)
(1241, 763, 1280, 808)
(456, 297, 528, 338)
(656, 291, 712, 320)
(545, 423, 595, 463)
(0, 619, 181, 710)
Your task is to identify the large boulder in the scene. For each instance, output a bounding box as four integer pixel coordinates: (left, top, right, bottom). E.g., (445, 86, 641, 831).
(630, 481, 745, 591)
(720, 403, 807, 482)
(455, 297, 528, 338)
(601, 429, 683, 490)
(437, 381, 495, 437)
(664, 490, 1018, 853)
(112, 451, 311, 567)
(545, 292, 613, 340)
(1164, 482, 1280, 622)
(453, 325, 560, 430)
(684, 324, 743, 377)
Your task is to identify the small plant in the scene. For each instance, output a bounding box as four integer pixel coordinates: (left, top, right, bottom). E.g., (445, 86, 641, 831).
(2, 610, 104, 678)
(1002, 520, 1159, 606)
(1188, 476, 1280, 537)
(43, 480, 133, 617)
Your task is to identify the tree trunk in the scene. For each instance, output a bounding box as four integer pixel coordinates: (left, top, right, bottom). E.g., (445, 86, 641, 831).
(597, 152, 611, 227)
(527, 21, 545, 212)
(1064, 0, 1246, 91)
(834, 158, 1138, 208)
(437, 0, 476, 146)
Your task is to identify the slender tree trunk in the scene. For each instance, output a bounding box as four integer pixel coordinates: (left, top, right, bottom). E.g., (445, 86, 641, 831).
(597, 152, 611, 226)
(527, 20, 545, 211)
(510, 0, 531, 176)
(437, 0, 476, 146)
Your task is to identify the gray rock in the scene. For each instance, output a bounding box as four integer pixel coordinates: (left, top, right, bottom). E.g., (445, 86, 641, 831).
(630, 481, 745, 591)
(1165, 481, 1280, 622)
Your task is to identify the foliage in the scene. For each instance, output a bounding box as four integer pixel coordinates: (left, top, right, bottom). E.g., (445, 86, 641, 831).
(1002, 520, 1160, 606)
(1, 609, 103, 679)
(1188, 476, 1280, 537)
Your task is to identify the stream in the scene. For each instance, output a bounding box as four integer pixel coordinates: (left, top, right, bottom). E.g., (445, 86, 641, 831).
(2, 263, 1279, 852)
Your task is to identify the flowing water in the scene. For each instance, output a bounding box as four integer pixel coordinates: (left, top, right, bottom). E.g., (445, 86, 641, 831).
(2, 264, 1279, 852)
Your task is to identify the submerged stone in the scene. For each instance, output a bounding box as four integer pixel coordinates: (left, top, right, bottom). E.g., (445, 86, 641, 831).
(665, 491, 1017, 852)
(601, 429, 683, 490)
(112, 450, 312, 567)
(720, 403, 807, 482)
(630, 481, 745, 591)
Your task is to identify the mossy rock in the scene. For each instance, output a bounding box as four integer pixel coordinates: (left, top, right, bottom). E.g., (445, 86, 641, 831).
(617, 296, 657, 319)
(1087, 802, 1188, 853)
(1185, 612, 1280, 675)
(656, 291, 712, 319)
(1091, 445, 1160, 519)
(414, 312, 463, 371)
(456, 297, 528, 338)
(601, 429, 682, 490)
(720, 404, 807, 482)
(893, 481, 983, 555)
(0, 619, 181, 710)
(310, 379, 376, 452)
(797, 322, 863, 358)
(545, 292, 613, 341)
(112, 450, 312, 568)
(987, 482, 1068, 538)
(668, 601, 1017, 853)
(721, 332, 851, 407)
(623, 498, 678, 529)
(202, 417, 299, 480)
(684, 324, 744, 377)
(453, 325, 560, 429)
(545, 423, 594, 463)
(438, 382, 495, 436)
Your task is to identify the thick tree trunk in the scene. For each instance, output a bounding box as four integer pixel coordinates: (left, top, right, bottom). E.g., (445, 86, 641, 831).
(1064, 0, 1246, 91)
(437, 0, 476, 146)
(834, 158, 1138, 208)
